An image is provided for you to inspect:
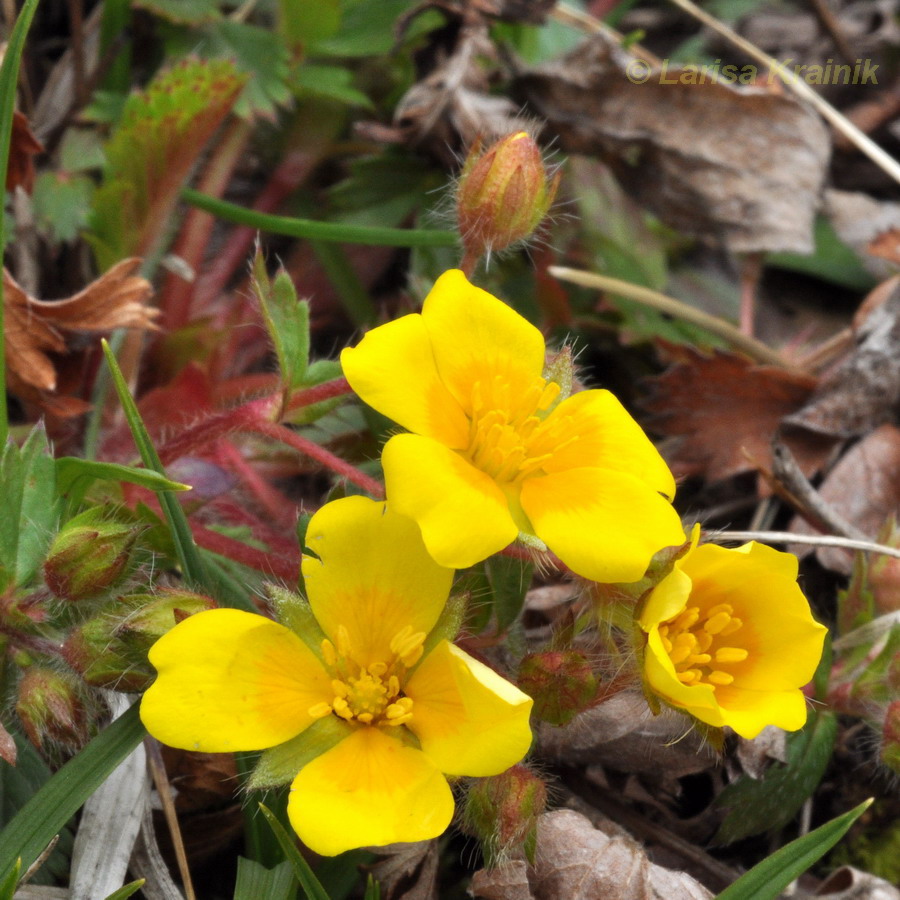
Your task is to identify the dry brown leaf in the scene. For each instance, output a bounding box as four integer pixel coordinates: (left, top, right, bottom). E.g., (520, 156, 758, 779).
(641, 347, 830, 488)
(785, 283, 900, 438)
(470, 810, 713, 900)
(825, 190, 900, 280)
(4, 258, 157, 394)
(8, 111, 43, 193)
(516, 34, 830, 254)
(368, 841, 439, 900)
(790, 424, 900, 573)
(815, 865, 900, 899)
(536, 692, 717, 780)
(866, 228, 900, 267)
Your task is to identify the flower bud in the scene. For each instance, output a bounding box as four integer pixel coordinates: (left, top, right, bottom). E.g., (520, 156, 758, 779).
(44, 509, 143, 602)
(16, 667, 89, 751)
(63, 589, 216, 691)
(463, 764, 547, 866)
(456, 131, 559, 261)
(518, 649, 599, 726)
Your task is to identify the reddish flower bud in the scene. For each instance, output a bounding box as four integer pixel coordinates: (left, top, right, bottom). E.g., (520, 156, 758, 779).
(456, 131, 559, 261)
(16, 667, 89, 751)
(463, 764, 547, 866)
(63, 589, 216, 692)
(44, 509, 143, 602)
(519, 649, 599, 726)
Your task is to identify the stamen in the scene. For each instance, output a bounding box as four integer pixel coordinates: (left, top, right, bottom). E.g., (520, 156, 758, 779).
(673, 606, 700, 631)
(715, 647, 748, 663)
(708, 671, 735, 686)
(704, 611, 733, 635)
(321, 639, 337, 668)
(336, 624, 353, 658)
(308, 702, 332, 719)
(720, 617, 743, 636)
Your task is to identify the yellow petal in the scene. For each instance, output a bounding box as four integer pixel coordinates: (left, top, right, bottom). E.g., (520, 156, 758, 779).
(683, 543, 826, 690)
(421, 270, 545, 415)
(639, 567, 692, 630)
(141, 609, 331, 752)
(288, 727, 454, 856)
(301, 496, 454, 670)
(712, 685, 809, 738)
(340, 313, 469, 448)
(541, 389, 676, 499)
(405, 640, 533, 776)
(520, 468, 684, 582)
(382, 433, 518, 568)
(643, 629, 723, 724)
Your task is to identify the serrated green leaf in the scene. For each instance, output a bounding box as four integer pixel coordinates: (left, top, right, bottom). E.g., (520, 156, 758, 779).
(259, 804, 333, 900)
(32, 172, 95, 243)
(90, 58, 245, 268)
(0, 706, 145, 882)
(59, 128, 107, 172)
(310, 0, 436, 57)
(235, 857, 295, 900)
(0, 424, 60, 591)
(715, 710, 838, 844)
(280, 0, 340, 45)
(295, 65, 373, 109)
(134, 0, 222, 24)
(253, 252, 310, 393)
(716, 799, 872, 900)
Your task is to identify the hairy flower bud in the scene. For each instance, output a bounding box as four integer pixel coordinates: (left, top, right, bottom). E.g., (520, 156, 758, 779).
(464, 764, 547, 866)
(518, 649, 600, 726)
(44, 509, 143, 602)
(16, 667, 89, 751)
(456, 131, 559, 262)
(64, 589, 216, 691)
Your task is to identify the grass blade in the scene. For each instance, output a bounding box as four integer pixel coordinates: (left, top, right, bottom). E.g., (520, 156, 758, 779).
(182, 188, 458, 248)
(258, 804, 332, 900)
(0, 705, 146, 880)
(100, 339, 207, 588)
(103, 881, 146, 900)
(716, 798, 873, 900)
(0, 0, 41, 446)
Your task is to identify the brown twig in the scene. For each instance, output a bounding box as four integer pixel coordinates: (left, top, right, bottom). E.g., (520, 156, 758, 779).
(807, 0, 856, 65)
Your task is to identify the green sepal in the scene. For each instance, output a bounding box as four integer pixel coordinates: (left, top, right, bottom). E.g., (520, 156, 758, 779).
(265, 584, 328, 659)
(419, 593, 468, 665)
(248, 717, 351, 790)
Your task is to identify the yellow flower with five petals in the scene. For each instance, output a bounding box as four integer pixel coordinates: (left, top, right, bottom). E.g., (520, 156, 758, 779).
(140, 496, 533, 856)
(341, 269, 683, 583)
(638, 531, 827, 739)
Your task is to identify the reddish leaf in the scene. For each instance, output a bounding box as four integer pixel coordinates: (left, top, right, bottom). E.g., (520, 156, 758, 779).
(7, 111, 43, 193)
(641, 347, 829, 488)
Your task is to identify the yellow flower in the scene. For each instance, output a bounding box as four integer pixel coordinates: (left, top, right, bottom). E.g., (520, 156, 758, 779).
(140, 496, 533, 856)
(638, 531, 827, 738)
(340, 269, 683, 582)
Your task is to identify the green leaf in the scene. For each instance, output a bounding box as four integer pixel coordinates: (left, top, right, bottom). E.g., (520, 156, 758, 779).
(32, 172, 95, 243)
(715, 710, 838, 844)
(715, 799, 873, 900)
(101, 340, 207, 589)
(0, 858, 20, 900)
(182, 188, 458, 248)
(56, 457, 189, 513)
(0, 0, 42, 445)
(253, 252, 310, 392)
(280, 0, 340, 45)
(134, 0, 222, 24)
(294, 65, 373, 109)
(90, 58, 246, 268)
(310, 0, 436, 57)
(0, 705, 146, 881)
(103, 881, 146, 900)
(0, 424, 60, 591)
(235, 858, 295, 900)
(259, 804, 332, 900)
(486, 555, 533, 631)
(363, 874, 381, 900)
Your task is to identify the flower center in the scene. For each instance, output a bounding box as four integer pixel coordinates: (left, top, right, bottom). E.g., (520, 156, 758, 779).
(307, 625, 423, 727)
(658, 603, 748, 689)
(465, 374, 571, 483)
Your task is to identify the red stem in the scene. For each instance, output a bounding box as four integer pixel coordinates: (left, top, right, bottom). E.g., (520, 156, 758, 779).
(244, 418, 385, 499)
(286, 376, 354, 411)
(192, 523, 299, 582)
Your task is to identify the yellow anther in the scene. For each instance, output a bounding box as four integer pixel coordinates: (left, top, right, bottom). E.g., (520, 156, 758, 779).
(369, 662, 387, 677)
(308, 702, 332, 719)
(708, 670, 735, 686)
(706, 603, 734, 618)
(661, 635, 673, 653)
(704, 611, 733, 635)
(677, 669, 702, 685)
(673, 606, 700, 631)
(387, 675, 400, 698)
(333, 697, 348, 712)
(687, 653, 712, 666)
(719, 617, 743, 636)
(331, 679, 349, 698)
(715, 647, 749, 663)
(695, 631, 713, 652)
(401, 643, 424, 667)
(386, 698, 414, 718)
(669, 643, 692, 665)
(390, 627, 426, 666)
(321, 639, 337, 668)
(357, 713, 374, 724)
